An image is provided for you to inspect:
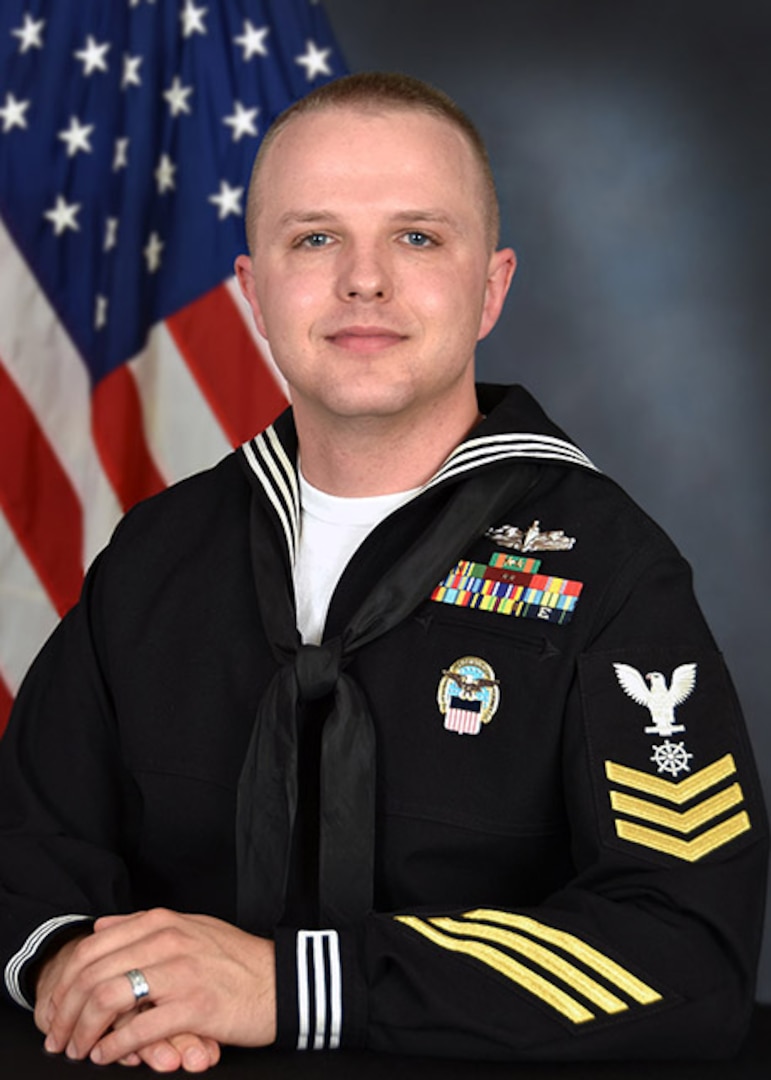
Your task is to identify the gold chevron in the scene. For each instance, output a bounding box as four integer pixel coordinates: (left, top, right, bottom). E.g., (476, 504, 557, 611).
(430, 917, 628, 1014)
(615, 811, 751, 861)
(395, 915, 594, 1024)
(610, 783, 744, 834)
(605, 754, 736, 804)
(463, 910, 661, 1005)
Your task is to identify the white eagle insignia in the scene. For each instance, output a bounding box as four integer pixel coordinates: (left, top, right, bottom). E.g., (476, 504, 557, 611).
(613, 662, 697, 737)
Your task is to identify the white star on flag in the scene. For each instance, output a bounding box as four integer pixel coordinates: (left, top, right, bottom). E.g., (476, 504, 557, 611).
(143, 231, 164, 272)
(58, 117, 94, 157)
(94, 295, 108, 329)
(181, 1, 208, 38)
(122, 55, 143, 90)
(155, 154, 176, 194)
(209, 180, 244, 220)
(223, 101, 260, 141)
(234, 20, 270, 60)
(104, 217, 118, 251)
(113, 138, 129, 171)
(295, 39, 333, 81)
(11, 14, 45, 53)
(164, 76, 194, 117)
(44, 195, 81, 235)
(73, 35, 110, 76)
(0, 93, 30, 133)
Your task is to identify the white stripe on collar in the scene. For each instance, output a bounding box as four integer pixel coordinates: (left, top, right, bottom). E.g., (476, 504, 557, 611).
(426, 432, 597, 490)
(243, 427, 300, 564)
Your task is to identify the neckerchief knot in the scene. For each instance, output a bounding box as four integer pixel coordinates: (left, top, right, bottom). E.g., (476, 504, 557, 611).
(295, 640, 342, 702)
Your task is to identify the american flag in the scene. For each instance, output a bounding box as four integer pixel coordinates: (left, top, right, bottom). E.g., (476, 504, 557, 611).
(0, 0, 347, 736)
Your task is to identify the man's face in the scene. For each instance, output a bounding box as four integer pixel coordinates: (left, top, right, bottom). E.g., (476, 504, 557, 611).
(235, 105, 515, 428)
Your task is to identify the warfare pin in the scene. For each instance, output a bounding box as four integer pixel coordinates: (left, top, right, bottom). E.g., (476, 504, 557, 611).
(486, 520, 576, 553)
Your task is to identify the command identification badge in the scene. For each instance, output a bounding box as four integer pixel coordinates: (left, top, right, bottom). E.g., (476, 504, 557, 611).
(437, 656, 500, 736)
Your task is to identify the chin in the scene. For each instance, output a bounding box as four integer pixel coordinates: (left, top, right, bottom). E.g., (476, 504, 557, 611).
(316, 384, 420, 420)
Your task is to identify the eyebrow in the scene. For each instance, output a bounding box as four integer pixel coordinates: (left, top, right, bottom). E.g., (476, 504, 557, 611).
(275, 209, 462, 231)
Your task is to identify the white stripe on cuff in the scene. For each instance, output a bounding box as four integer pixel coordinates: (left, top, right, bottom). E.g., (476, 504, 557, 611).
(4, 914, 91, 1010)
(296, 930, 342, 1050)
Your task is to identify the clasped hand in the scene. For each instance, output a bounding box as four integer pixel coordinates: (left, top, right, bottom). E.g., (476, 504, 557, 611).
(35, 908, 276, 1072)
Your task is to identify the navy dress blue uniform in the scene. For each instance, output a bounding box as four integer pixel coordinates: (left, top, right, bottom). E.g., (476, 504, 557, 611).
(0, 384, 766, 1059)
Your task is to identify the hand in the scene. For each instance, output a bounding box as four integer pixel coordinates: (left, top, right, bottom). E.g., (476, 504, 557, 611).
(41, 908, 276, 1068)
(36, 934, 220, 1072)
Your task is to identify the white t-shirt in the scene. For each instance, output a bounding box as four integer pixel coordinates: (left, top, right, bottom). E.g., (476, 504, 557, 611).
(294, 472, 420, 645)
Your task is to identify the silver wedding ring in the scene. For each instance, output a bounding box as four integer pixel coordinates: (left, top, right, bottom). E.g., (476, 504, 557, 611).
(125, 968, 150, 1002)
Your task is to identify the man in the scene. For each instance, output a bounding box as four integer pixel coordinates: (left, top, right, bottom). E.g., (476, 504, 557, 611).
(0, 72, 767, 1071)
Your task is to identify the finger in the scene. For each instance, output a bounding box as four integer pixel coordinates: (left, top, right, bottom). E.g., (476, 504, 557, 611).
(137, 1041, 183, 1072)
(167, 1032, 220, 1072)
(120, 1032, 219, 1074)
(95, 911, 146, 932)
(112, 1008, 149, 1067)
(112, 993, 219, 1071)
(117, 1051, 143, 1066)
(46, 968, 138, 1060)
(50, 959, 165, 1060)
(89, 1002, 206, 1068)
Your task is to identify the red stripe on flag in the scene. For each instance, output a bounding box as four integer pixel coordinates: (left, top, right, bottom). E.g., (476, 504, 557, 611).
(0, 359, 83, 616)
(92, 365, 166, 512)
(0, 670, 13, 740)
(166, 283, 286, 446)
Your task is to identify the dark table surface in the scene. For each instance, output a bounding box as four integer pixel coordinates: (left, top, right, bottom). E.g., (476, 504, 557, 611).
(1, 1004, 768, 1078)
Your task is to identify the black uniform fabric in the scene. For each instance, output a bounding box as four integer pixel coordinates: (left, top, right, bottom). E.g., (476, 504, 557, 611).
(0, 384, 767, 1061)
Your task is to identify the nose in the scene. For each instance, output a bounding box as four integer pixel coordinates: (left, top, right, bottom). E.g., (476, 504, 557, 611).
(336, 239, 392, 302)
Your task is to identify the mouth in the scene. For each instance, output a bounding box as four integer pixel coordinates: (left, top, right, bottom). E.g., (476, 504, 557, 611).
(326, 326, 407, 353)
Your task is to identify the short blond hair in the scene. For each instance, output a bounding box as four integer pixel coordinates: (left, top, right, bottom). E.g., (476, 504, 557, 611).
(244, 71, 500, 251)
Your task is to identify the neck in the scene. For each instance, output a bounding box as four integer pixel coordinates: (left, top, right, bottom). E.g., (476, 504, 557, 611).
(294, 396, 483, 497)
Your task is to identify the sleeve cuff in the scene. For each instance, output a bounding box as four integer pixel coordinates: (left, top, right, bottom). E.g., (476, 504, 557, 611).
(3, 914, 93, 1010)
(274, 927, 366, 1050)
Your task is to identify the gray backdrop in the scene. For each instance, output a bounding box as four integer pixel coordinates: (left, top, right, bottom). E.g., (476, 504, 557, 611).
(322, 0, 771, 1000)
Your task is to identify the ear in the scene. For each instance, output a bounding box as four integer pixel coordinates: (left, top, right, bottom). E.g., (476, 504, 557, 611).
(477, 247, 517, 342)
(234, 253, 268, 339)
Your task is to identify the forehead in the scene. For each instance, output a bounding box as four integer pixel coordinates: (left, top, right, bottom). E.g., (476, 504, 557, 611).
(254, 105, 486, 222)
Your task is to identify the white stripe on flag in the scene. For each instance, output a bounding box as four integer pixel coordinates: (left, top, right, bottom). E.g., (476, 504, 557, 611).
(0, 512, 59, 695)
(130, 321, 232, 485)
(0, 217, 122, 565)
(224, 276, 289, 400)
(445, 706, 482, 735)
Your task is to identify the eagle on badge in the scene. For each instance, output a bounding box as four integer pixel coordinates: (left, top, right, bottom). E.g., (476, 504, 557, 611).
(440, 668, 500, 700)
(613, 662, 697, 737)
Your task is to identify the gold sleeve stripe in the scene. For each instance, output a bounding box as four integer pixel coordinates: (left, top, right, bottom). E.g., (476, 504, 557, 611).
(430, 917, 627, 1015)
(615, 811, 751, 862)
(605, 754, 736, 804)
(609, 783, 744, 834)
(463, 910, 661, 1006)
(395, 915, 594, 1024)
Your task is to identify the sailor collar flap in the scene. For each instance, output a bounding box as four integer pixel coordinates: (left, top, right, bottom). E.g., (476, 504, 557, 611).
(238, 384, 599, 566)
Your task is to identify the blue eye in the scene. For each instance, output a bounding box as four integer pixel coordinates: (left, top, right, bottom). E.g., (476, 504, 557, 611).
(302, 232, 331, 248)
(403, 231, 433, 247)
